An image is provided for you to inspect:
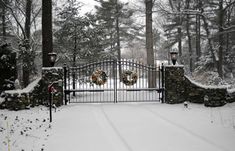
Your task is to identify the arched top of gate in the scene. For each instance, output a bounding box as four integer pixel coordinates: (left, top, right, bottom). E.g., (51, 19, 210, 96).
(69, 59, 159, 70)
(118, 60, 158, 70)
(70, 60, 114, 70)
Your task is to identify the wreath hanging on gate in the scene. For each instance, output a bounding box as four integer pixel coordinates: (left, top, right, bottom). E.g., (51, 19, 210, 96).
(122, 70, 138, 86)
(91, 69, 107, 86)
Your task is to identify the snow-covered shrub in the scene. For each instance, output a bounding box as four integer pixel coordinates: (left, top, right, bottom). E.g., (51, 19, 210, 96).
(0, 43, 17, 92)
(191, 71, 228, 86)
(194, 55, 215, 72)
(191, 54, 230, 85)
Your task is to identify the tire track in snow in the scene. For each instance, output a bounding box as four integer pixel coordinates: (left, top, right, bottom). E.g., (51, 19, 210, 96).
(92, 105, 133, 151)
(140, 105, 230, 151)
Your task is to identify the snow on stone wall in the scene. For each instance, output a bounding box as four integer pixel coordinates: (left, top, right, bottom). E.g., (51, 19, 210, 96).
(165, 65, 233, 107)
(0, 78, 42, 110)
(5, 78, 41, 95)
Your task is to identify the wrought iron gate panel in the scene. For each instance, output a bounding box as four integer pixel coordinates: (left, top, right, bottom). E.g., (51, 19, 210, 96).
(64, 60, 164, 103)
(116, 60, 162, 102)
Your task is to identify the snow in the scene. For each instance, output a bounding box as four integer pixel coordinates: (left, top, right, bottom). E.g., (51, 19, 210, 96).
(0, 97, 4, 104)
(228, 88, 235, 94)
(165, 65, 184, 68)
(185, 76, 230, 89)
(67, 78, 162, 102)
(42, 67, 63, 71)
(5, 78, 41, 95)
(0, 106, 52, 151)
(1, 102, 235, 151)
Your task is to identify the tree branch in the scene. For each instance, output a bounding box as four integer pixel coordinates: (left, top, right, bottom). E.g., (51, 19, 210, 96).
(0, 0, 26, 38)
(223, 1, 235, 12)
(30, 7, 42, 24)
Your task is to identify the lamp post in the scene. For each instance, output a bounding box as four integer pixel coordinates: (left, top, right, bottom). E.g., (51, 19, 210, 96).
(48, 52, 57, 67)
(170, 51, 178, 65)
(48, 80, 62, 122)
(48, 83, 55, 123)
(47, 52, 58, 122)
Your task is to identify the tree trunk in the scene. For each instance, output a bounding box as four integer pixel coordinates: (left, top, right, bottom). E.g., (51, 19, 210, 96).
(186, 0, 193, 73)
(115, 0, 122, 81)
(25, 0, 31, 39)
(218, 0, 224, 78)
(42, 0, 53, 67)
(72, 26, 77, 96)
(22, 0, 32, 87)
(177, 27, 182, 57)
(195, 14, 201, 60)
(145, 0, 156, 88)
(226, 10, 231, 53)
(186, 20, 193, 72)
(1, 1, 6, 40)
(177, 2, 182, 60)
(200, 9, 218, 69)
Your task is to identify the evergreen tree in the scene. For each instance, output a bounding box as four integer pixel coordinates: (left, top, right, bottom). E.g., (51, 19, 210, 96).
(0, 43, 17, 92)
(95, 0, 138, 81)
(54, 0, 105, 64)
(94, 0, 136, 58)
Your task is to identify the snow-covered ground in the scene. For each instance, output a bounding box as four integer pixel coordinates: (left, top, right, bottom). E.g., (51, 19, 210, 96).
(1, 102, 235, 151)
(0, 106, 52, 151)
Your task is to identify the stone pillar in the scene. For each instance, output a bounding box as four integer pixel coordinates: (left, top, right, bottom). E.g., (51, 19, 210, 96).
(165, 65, 185, 104)
(42, 67, 63, 106)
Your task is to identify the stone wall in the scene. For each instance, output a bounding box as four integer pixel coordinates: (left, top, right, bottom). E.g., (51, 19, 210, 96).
(0, 67, 64, 110)
(41, 67, 64, 106)
(165, 65, 185, 104)
(0, 78, 42, 110)
(165, 65, 229, 107)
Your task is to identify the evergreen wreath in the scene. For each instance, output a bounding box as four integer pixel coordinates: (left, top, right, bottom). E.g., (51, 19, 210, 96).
(91, 69, 107, 86)
(122, 70, 138, 86)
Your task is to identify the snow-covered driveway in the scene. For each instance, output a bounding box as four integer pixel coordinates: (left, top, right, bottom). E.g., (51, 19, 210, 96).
(46, 103, 235, 151)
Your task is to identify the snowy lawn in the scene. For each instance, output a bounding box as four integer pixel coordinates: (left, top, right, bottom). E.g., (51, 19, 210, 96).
(1, 102, 235, 151)
(0, 106, 52, 151)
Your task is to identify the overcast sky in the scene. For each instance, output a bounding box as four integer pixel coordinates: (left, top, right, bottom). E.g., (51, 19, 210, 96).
(56, 0, 136, 15)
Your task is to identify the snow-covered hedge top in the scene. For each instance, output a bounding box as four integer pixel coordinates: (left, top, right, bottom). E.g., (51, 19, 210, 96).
(5, 78, 41, 95)
(185, 76, 229, 89)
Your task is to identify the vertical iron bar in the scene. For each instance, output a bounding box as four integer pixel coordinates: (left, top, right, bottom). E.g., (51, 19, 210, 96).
(63, 64, 67, 105)
(78, 66, 81, 103)
(113, 59, 117, 103)
(83, 66, 85, 103)
(158, 66, 161, 102)
(72, 68, 75, 96)
(68, 68, 71, 103)
(49, 91, 52, 122)
(161, 63, 165, 103)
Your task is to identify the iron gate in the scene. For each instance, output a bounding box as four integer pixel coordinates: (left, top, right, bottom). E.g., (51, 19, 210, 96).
(64, 60, 165, 103)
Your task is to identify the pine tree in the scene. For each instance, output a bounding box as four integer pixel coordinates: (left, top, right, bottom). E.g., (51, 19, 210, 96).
(95, 0, 136, 57)
(54, 0, 105, 63)
(95, 0, 138, 80)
